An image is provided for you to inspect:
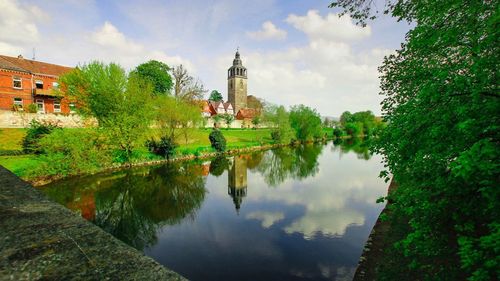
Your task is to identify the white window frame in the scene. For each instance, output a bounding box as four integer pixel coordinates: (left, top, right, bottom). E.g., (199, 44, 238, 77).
(13, 77, 22, 89)
(13, 97, 23, 110)
(35, 80, 44, 89)
(52, 81, 59, 89)
(69, 102, 76, 113)
(36, 99, 45, 113)
(54, 100, 61, 113)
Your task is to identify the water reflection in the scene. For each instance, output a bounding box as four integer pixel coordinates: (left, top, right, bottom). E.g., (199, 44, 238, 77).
(42, 162, 206, 250)
(332, 137, 371, 160)
(40, 141, 387, 281)
(256, 143, 323, 187)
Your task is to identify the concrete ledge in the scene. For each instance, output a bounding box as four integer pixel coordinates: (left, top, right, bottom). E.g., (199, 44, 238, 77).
(0, 166, 186, 280)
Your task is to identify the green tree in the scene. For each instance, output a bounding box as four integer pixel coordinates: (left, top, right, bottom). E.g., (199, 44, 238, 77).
(154, 95, 203, 144)
(61, 62, 155, 162)
(209, 129, 226, 152)
(333, 1, 500, 280)
(220, 113, 234, 129)
(289, 105, 322, 141)
(131, 60, 173, 96)
(208, 90, 223, 102)
(251, 115, 261, 128)
(264, 105, 294, 144)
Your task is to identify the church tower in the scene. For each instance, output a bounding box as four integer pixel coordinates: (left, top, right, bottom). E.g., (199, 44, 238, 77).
(227, 49, 247, 114)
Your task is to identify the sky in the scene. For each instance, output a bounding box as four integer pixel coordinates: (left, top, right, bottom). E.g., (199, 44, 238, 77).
(0, 0, 411, 117)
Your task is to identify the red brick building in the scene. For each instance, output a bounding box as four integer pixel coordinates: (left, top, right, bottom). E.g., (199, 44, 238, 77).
(0, 55, 74, 114)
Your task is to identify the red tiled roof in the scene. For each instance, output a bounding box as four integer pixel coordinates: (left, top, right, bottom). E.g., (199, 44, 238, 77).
(236, 108, 257, 120)
(0, 55, 73, 77)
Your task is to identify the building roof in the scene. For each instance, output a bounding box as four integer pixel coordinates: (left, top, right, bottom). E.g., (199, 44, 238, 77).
(0, 55, 73, 77)
(223, 102, 233, 110)
(236, 108, 257, 120)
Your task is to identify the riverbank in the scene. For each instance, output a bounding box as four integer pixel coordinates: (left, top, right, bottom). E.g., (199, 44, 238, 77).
(0, 127, 334, 186)
(353, 179, 398, 281)
(0, 165, 186, 280)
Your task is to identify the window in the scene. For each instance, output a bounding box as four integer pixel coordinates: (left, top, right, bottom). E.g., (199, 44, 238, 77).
(35, 80, 43, 89)
(54, 100, 61, 113)
(13, 77, 22, 89)
(13, 98, 23, 110)
(69, 103, 76, 113)
(52, 82, 59, 89)
(36, 99, 45, 113)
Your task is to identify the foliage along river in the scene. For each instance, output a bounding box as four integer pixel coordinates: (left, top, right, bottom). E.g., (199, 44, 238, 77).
(39, 139, 387, 281)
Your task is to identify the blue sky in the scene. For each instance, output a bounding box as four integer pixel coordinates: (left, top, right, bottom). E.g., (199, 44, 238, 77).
(0, 0, 411, 116)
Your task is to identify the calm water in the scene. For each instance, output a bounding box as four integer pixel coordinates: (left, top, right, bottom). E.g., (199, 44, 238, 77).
(40, 140, 387, 281)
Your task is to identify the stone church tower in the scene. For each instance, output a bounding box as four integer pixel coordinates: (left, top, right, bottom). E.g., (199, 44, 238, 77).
(227, 50, 247, 114)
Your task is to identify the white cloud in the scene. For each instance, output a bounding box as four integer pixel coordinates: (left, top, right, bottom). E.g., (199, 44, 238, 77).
(90, 21, 143, 54)
(86, 21, 195, 71)
(246, 211, 285, 228)
(247, 21, 287, 41)
(0, 0, 47, 45)
(211, 10, 391, 116)
(286, 10, 371, 42)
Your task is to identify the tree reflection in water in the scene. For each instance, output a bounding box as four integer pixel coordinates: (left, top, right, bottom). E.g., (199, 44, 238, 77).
(333, 137, 372, 160)
(256, 143, 324, 187)
(41, 162, 207, 250)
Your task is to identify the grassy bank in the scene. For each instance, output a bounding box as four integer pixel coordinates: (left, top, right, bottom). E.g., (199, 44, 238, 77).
(0, 128, 275, 180)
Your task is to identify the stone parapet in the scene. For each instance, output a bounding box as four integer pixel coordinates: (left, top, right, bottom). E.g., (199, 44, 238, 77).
(0, 166, 186, 280)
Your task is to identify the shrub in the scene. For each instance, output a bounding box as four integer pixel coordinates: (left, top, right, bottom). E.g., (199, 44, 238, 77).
(31, 129, 111, 177)
(146, 136, 177, 159)
(333, 127, 344, 138)
(22, 120, 59, 154)
(209, 129, 226, 152)
(26, 104, 38, 113)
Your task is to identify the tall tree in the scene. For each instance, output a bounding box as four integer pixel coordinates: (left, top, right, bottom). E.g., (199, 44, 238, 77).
(332, 1, 500, 280)
(60, 61, 155, 162)
(289, 105, 323, 141)
(131, 60, 173, 96)
(172, 64, 207, 102)
(208, 90, 223, 102)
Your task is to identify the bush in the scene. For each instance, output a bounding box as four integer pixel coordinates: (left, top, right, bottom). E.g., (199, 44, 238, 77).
(22, 120, 59, 154)
(209, 129, 226, 152)
(333, 127, 344, 138)
(31, 129, 111, 177)
(271, 130, 281, 142)
(146, 136, 177, 159)
(26, 104, 38, 113)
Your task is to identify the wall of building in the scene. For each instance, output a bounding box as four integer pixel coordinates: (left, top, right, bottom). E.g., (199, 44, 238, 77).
(0, 110, 85, 128)
(0, 69, 71, 114)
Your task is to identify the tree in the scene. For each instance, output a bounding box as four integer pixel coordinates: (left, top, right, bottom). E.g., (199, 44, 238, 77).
(333, 1, 500, 280)
(209, 129, 226, 152)
(251, 115, 261, 128)
(154, 95, 203, 144)
(172, 64, 207, 102)
(247, 95, 264, 113)
(208, 90, 223, 102)
(289, 105, 322, 141)
(131, 60, 173, 96)
(340, 111, 353, 126)
(60, 62, 155, 162)
(264, 105, 294, 144)
(220, 113, 234, 129)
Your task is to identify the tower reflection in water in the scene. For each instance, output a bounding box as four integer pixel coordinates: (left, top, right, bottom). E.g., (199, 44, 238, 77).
(227, 155, 248, 214)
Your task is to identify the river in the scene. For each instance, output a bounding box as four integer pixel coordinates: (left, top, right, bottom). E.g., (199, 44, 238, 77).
(39, 139, 387, 281)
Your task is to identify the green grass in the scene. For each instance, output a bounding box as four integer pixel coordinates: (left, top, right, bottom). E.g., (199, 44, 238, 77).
(0, 128, 26, 151)
(0, 128, 275, 179)
(0, 155, 41, 177)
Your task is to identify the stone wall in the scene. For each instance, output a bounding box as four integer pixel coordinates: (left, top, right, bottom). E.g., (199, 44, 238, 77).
(0, 166, 186, 280)
(0, 109, 86, 128)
